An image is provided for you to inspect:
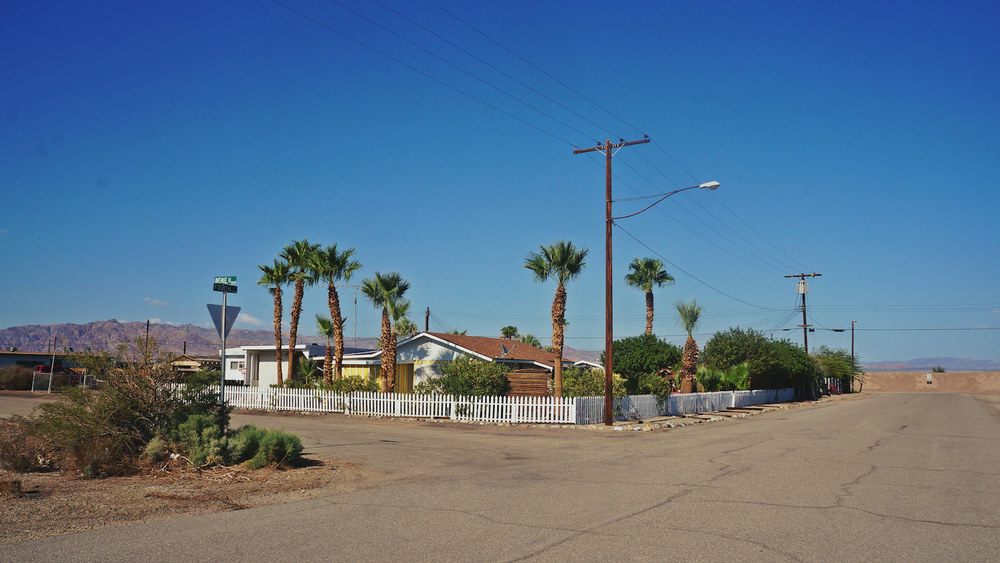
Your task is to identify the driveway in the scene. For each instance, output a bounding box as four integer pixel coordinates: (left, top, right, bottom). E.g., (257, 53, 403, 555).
(3, 392, 999, 561)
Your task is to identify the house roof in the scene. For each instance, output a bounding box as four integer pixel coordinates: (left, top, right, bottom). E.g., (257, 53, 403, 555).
(422, 332, 562, 368)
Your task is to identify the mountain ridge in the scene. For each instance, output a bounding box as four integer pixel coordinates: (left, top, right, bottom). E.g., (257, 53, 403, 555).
(0, 320, 598, 362)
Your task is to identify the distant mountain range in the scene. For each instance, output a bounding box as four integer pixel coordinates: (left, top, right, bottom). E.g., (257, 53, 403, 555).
(0, 320, 601, 362)
(10, 321, 992, 370)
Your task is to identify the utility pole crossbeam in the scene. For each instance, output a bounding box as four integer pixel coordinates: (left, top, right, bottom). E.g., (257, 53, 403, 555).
(785, 273, 822, 353)
(574, 137, 650, 426)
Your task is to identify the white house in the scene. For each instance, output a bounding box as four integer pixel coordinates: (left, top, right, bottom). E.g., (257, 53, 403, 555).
(223, 332, 566, 392)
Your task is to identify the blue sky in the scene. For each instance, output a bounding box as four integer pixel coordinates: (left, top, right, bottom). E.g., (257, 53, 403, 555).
(2, 1, 998, 362)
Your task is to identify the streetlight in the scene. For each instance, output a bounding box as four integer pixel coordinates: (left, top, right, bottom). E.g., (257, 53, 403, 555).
(604, 180, 720, 424)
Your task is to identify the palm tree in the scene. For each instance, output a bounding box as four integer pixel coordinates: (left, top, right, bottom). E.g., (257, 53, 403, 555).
(393, 300, 419, 339)
(517, 334, 541, 348)
(309, 244, 361, 381)
(624, 257, 675, 335)
(315, 315, 335, 384)
(524, 240, 588, 397)
(257, 259, 289, 386)
(280, 239, 320, 379)
(361, 272, 410, 392)
(675, 299, 703, 385)
(500, 325, 518, 340)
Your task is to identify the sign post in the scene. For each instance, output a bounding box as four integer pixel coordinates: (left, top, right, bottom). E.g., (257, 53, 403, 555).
(211, 277, 239, 406)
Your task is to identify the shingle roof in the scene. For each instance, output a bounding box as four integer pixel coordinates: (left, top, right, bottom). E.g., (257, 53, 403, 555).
(424, 332, 559, 367)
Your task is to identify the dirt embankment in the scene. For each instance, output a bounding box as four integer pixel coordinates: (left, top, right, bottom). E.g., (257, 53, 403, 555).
(861, 371, 1000, 393)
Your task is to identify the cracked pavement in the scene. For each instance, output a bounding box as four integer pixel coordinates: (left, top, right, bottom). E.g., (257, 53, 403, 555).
(3, 392, 998, 561)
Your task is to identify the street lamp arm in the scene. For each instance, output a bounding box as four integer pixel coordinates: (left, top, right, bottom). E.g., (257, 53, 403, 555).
(611, 181, 720, 221)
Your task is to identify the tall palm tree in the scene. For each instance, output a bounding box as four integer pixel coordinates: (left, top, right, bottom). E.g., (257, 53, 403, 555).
(675, 299, 703, 384)
(624, 257, 675, 336)
(361, 272, 410, 392)
(280, 239, 320, 379)
(315, 315, 335, 384)
(309, 244, 361, 381)
(500, 325, 519, 340)
(524, 240, 588, 397)
(257, 259, 289, 386)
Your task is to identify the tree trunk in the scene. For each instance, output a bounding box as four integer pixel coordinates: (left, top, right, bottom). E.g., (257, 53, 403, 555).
(379, 309, 391, 392)
(386, 333, 397, 393)
(329, 283, 344, 381)
(551, 285, 567, 397)
(272, 287, 284, 386)
(645, 290, 654, 335)
(682, 336, 699, 382)
(288, 278, 305, 381)
(323, 341, 332, 385)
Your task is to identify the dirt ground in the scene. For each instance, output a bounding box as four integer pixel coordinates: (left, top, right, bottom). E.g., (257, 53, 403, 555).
(0, 456, 381, 544)
(861, 371, 1000, 392)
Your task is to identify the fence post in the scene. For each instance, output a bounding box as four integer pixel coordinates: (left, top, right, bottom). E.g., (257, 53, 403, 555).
(450, 396, 457, 421)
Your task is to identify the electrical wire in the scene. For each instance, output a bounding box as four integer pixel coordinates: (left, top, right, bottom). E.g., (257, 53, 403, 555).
(613, 222, 780, 311)
(424, 0, 647, 138)
(269, 0, 578, 146)
(370, 0, 620, 141)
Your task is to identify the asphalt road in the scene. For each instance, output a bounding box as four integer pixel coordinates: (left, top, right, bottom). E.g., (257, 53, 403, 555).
(3, 393, 999, 561)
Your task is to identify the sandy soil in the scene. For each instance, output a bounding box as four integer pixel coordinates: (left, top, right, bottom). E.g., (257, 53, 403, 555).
(861, 371, 1000, 392)
(0, 457, 381, 544)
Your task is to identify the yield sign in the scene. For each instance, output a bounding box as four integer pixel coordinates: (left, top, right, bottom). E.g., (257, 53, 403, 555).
(207, 304, 241, 339)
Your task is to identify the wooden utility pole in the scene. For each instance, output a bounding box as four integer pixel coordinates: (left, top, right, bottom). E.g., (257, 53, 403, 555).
(785, 273, 822, 353)
(574, 137, 650, 425)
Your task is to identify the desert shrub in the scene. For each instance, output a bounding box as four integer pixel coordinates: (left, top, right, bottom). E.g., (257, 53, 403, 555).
(27, 338, 187, 476)
(168, 369, 230, 439)
(142, 436, 169, 464)
(416, 356, 511, 396)
(247, 430, 303, 469)
(0, 420, 58, 472)
(561, 367, 627, 398)
(228, 425, 268, 464)
(601, 334, 682, 395)
(0, 366, 34, 390)
(171, 413, 229, 467)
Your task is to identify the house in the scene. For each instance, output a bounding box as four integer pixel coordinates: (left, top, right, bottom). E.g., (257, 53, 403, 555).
(171, 355, 221, 375)
(224, 332, 567, 392)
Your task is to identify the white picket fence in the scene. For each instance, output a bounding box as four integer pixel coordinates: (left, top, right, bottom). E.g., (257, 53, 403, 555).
(196, 385, 794, 425)
(209, 386, 576, 424)
(575, 388, 795, 425)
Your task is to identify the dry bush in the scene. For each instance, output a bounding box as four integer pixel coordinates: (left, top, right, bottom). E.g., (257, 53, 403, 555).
(0, 366, 34, 390)
(0, 420, 58, 473)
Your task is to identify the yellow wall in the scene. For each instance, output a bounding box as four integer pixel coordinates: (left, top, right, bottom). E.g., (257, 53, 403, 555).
(396, 363, 414, 393)
(342, 365, 378, 381)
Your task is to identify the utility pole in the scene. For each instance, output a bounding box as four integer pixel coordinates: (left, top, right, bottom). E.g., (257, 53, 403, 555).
(785, 273, 822, 353)
(574, 137, 650, 426)
(851, 319, 857, 392)
(425, 307, 430, 333)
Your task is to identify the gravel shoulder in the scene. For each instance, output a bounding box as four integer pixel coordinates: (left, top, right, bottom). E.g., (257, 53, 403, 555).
(1, 457, 381, 544)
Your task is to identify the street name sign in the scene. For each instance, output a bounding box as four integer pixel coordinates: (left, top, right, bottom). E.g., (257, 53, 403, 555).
(213, 283, 238, 293)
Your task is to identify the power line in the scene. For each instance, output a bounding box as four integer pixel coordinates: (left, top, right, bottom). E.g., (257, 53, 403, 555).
(326, 0, 598, 142)
(370, 0, 619, 140)
(269, 0, 578, 146)
(424, 0, 645, 137)
(614, 222, 780, 311)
